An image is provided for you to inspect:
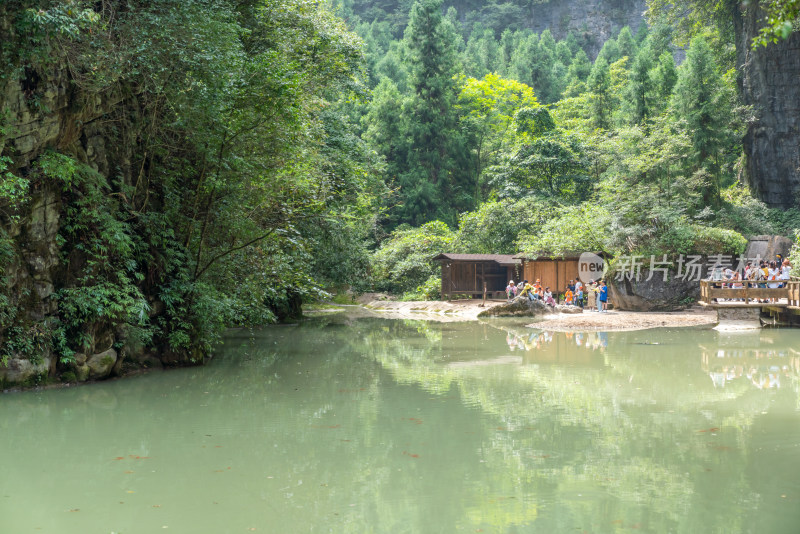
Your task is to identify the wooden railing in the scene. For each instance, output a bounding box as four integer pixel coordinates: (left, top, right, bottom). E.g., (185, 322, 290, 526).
(700, 280, 800, 307)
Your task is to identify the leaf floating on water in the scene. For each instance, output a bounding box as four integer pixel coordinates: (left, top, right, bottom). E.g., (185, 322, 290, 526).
(402, 417, 423, 425)
(153, 504, 162, 508)
(68, 509, 80, 512)
(113, 457, 125, 461)
(124, 471, 134, 474)
(696, 427, 720, 433)
(402, 451, 419, 458)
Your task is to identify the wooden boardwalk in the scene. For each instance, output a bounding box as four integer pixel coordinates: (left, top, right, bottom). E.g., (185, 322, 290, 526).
(699, 280, 800, 326)
(699, 280, 800, 309)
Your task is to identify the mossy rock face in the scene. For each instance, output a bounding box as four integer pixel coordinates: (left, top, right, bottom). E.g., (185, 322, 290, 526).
(0, 356, 52, 386)
(86, 348, 118, 379)
(60, 371, 77, 383)
(75, 364, 90, 382)
(479, 297, 556, 317)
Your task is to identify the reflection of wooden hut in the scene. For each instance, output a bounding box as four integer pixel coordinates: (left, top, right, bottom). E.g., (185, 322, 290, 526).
(434, 254, 521, 300)
(515, 253, 583, 294)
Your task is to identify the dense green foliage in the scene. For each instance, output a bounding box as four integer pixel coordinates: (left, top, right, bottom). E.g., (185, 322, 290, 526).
(2, 0, 799, 368)
(345, 0, 799, 298)
(0, 0, 386, 364)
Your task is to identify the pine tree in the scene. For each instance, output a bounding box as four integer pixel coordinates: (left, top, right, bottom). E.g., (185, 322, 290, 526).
(568, 49, 592, 82)
(649, 50, 678, 114)
(596, 37, 621, 65)
(671, 35, 733, 204)
(363, 78, 406, 179)
(587, 58, 612, 129)
(400, 0, 470, 225)
(621, 43, 656, 124)
(531, 30, 561, 102)
(616, 26, 637, 59)
(508, 32, 537, 86)
(498, 29, 515, 76)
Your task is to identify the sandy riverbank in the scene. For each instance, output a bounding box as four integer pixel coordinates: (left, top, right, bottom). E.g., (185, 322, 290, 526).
(348, 295, 719, 330)
(527, 308, 718, 332)
(356, 296, 507, 320)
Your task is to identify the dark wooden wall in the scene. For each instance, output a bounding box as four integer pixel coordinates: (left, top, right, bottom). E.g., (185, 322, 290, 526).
(440, 261, 516, 299)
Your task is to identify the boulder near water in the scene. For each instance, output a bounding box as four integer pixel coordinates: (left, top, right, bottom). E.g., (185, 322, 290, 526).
(86, 348, 118, 379)
(479, 297, 583, 317)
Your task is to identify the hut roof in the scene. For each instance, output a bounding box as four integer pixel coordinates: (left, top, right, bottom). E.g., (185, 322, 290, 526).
(432, 253, 521, 266)
(514, 251, 605, 261)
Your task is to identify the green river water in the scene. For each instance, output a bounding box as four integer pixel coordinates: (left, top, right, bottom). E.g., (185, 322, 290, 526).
(2, 311, 800, 533)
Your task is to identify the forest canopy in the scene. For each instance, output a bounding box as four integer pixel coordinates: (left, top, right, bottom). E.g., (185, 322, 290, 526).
(1, 0, 799, 371)
(340, 0, 800, 299)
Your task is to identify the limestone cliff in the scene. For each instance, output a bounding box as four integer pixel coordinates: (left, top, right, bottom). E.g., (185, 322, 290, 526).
(735, 1, 800, 209)
(0, 60, 152, 387)
(508, 0, 646, 55)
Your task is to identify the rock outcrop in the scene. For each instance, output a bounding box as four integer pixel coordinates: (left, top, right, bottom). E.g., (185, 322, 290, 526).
(735, 2, 800, 208)
(519, 0, 646, 57)
(0, 64, 135, 388)
(608, 235, 792, 311)
(608, 272, 700, 312)
(744, 235, 794, 262)
(478, 296, 583, 317)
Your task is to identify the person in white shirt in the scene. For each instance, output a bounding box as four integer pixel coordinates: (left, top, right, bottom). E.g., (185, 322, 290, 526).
(780, 260, 792, 283)
(767, 261, 780, 289)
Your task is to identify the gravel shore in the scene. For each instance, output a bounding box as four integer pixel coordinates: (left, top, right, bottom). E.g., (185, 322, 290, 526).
(527, 308, 718, 332)
(353, 296, 718, 330)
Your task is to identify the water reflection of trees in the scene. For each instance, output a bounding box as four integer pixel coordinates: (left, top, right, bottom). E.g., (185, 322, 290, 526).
(4, 316, 799, 533)
(352, 319, 800, 533)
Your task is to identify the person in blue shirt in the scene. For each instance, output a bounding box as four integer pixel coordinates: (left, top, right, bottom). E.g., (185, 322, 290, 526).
(598, 280, 608, 312)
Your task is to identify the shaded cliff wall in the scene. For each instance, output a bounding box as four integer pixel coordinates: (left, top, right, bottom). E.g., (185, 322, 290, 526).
(735, 2, 800, 209)
(515, 0, 646, 56)
(0, 59, 155, 387)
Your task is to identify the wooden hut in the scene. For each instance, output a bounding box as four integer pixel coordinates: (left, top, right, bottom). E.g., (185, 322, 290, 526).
(434, 254, 521, 300)
(514, 253, 583, 294)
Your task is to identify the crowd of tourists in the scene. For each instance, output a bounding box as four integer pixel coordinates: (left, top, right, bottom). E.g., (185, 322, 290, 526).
(711, 258, 792, 287)
(711, 258, 792, 303)
(505, 278, 609, 312)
